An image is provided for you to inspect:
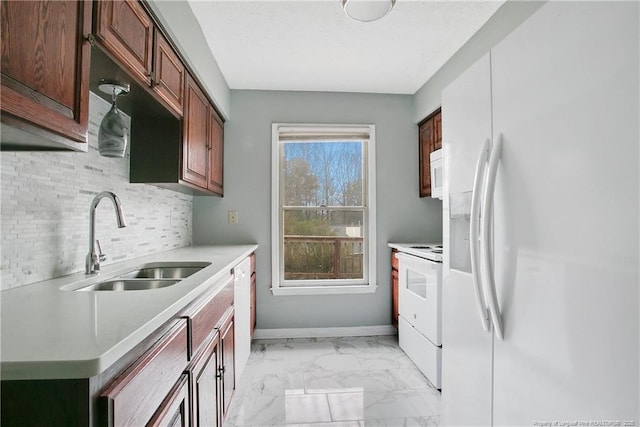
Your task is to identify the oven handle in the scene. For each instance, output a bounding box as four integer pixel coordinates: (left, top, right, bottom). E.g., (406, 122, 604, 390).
(481, 134, 504, 340)
(470, 138, 490, 332)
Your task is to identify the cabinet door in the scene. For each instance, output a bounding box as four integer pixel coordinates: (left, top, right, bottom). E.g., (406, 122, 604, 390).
(95, 0, 153, 85)
(250, 272, 256, 337)
(207, 108, 224, 195)
(418, 119, 433, 197)
(391, 269, 398, 328)
(153, 29, 184, 116)
(191, 334, 221, 427)
(1, 0, 91, 147)
(148, 374, 190, 427)
(433, 111, 442, 150)
(219, 313, 235, 418)
(182, 74, 209, 189)
(100, 320, 188, 426)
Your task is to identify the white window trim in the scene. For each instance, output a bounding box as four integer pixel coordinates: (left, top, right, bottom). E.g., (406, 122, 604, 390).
(271, 123, 377, 296)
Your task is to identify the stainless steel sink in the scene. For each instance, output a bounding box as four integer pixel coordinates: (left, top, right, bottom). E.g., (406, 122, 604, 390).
(70, 261, 211, 291)
(76, 279, 180, 291)
(120, 264, 208, 279)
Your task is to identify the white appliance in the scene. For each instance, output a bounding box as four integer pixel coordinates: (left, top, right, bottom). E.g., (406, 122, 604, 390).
(396, 244, 443, 389)
(233, 257, 252, 382)
(429, 148, 443, 200)
(441, 2, 639, 425)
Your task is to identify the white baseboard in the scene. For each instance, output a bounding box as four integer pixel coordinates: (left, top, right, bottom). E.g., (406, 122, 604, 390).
(252, 325, 397, 340)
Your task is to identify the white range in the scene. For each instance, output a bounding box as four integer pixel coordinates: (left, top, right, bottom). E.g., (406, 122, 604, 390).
(388, 243, 443, 390)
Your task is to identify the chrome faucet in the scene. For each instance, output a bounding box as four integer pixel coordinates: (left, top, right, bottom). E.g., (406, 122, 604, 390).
(86, 191, 127, 275)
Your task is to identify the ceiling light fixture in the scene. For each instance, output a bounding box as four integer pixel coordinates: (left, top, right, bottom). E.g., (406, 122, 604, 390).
(342, 0, 396, 23)
(97, 80, 130, 158)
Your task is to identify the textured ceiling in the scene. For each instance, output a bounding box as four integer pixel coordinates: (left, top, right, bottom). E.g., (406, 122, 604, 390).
(187, 0, 505, 94)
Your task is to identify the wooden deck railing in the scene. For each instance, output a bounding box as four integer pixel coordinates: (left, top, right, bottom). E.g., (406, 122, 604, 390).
(284, 235, 364, 280)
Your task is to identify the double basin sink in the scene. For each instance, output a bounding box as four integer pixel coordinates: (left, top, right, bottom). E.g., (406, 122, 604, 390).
(72, 262, 211, 292)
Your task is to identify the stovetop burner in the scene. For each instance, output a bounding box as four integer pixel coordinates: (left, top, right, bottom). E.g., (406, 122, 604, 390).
(391, 243, 444, 262)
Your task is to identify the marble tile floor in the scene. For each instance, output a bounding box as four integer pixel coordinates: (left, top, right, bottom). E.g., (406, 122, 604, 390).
(224, 335, 441, 427)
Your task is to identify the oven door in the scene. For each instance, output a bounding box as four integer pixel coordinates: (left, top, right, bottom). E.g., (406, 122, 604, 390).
(397, 252, 442, 345)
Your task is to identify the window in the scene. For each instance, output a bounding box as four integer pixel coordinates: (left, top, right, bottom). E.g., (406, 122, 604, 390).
(271, 124, 377, 295)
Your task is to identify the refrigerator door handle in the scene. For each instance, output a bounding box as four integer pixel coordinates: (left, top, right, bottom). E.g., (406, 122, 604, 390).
(470, 138, 491, 332)
(481, 134, 504, 340)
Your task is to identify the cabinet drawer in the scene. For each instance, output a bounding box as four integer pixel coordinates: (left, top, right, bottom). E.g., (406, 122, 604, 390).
(398, 316, 441, 389)
(182, 276, 234, 359)
(100, 319, 188, 426)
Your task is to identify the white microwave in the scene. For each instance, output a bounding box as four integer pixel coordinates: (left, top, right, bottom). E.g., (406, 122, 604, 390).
(430, 148, 443, 199)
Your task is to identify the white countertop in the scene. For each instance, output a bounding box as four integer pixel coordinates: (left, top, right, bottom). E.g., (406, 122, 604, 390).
(388, 242, 443, 262)
(0, 244, 257, 380)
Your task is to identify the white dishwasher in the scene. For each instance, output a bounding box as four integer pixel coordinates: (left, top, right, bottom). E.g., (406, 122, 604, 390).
(396, 247, 443, 389)
(233, 257, 252, 382)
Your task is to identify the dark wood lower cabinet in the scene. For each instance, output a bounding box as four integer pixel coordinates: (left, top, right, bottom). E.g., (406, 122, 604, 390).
(148, 374, 190, 427)
(0, 277, 239, 427)
(220, 312, 235, 417)
(100, 320, 189, 427)
(191, 332, 220, 427)
(391, 250, 399, 329)
(250, 272, 256, 337)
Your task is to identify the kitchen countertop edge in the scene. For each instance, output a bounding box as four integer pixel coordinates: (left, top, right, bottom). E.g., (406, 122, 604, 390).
(388, 242, 439, 259)
(1, 244, 258, 381)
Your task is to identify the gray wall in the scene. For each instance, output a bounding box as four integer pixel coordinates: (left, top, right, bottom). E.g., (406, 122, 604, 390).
(1, 93, 192, 290)
(413, 1, 545, 122)
(193, 90, 442, 329)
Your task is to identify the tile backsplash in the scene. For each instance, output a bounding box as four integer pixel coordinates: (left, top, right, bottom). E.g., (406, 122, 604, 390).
(1, 92, 193, 290)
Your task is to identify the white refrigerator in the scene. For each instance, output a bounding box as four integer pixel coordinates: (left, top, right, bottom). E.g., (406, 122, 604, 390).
(441, 2, 639, 425)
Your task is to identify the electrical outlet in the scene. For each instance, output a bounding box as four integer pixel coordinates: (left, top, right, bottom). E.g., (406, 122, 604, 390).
(228, 210, 238, 224)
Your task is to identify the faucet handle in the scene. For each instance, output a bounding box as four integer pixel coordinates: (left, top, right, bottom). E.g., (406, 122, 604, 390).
(96, 240, 107, 262)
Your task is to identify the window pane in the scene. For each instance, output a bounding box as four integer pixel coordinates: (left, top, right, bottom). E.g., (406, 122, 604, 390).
(282, 142, 363, 207)
(283, 209, 364, 281)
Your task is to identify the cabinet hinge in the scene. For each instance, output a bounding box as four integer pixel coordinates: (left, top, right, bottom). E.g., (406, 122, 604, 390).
(216, 365, 226, 378)
(86, 33, 96, 47)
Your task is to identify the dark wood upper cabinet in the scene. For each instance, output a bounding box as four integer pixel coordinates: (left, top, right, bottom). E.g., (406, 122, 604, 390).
(179, 73, 224, 196)
(208, 109, 224, 195)
(94, 0, 153, 85)
(153, 29, 184, 116)
(433, 111, 442, 150)
(418, 108, 441, 198)
(182, 74, 210, 190)
(1, 0, 91, 150)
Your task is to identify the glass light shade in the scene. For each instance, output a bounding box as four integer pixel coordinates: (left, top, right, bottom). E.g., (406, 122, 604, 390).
(98, 101, 128, 158)
(342, 0, 395, 22)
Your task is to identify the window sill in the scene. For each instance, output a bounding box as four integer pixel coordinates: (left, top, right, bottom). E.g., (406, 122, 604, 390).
(271, 284, 378, 296)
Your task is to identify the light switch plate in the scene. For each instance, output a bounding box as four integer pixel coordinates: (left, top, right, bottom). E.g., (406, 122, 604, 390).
(228, 210, 238, 224)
